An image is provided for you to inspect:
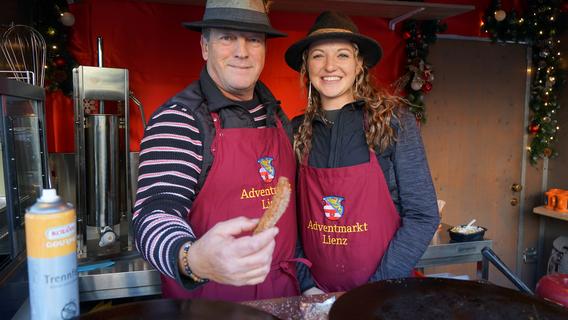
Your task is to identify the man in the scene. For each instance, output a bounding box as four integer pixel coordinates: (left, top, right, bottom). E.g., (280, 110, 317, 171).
(133, 0, 300, 301)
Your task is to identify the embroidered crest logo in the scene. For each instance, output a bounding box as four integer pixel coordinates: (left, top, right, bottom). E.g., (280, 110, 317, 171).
(323, 196, 345, 221)
(258, 157, 275, 183)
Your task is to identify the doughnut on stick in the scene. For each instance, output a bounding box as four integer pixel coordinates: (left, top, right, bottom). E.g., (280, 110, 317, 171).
(253, 177, 291, 234)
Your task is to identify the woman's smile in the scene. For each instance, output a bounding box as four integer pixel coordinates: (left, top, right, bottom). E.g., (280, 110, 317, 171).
(308, 39, 362, 110)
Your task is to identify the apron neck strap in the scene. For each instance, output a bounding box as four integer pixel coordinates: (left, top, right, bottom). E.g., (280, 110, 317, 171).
(301, 151, 309, 166)
(211, 112, 222, 131)
(273, 111, 283, 129)
(363, 109, 370, 131)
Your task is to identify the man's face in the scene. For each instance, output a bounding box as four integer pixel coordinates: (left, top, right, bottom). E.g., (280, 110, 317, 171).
(201, 28, 266, 101)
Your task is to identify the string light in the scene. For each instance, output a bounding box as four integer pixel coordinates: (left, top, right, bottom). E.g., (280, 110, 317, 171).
(35, 1, 77, 93)
(482, 0, 561, 164)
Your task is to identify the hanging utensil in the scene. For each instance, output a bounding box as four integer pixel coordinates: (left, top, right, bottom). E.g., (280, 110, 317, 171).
(1, 24, 46, 86)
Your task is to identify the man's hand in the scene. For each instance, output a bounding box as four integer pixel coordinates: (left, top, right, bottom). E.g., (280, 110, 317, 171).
(182, 216, 278, 286)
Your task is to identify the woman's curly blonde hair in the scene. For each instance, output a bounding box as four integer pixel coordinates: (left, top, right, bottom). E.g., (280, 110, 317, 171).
(293, 43, 405, 161)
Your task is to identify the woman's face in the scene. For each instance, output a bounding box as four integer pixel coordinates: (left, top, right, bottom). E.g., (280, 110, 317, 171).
(307, 39, 363, 110)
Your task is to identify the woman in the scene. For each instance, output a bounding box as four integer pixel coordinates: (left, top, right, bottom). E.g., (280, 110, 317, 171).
(285, 11, 439, 293)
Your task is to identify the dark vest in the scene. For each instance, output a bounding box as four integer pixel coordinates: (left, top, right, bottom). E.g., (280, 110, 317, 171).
(162, 81, 292, 193)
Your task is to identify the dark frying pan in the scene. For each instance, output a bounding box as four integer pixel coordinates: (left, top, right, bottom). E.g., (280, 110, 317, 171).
(329, 277, 568, 320)
(330, 248, 568, 320)
(79, 299, 281, 320)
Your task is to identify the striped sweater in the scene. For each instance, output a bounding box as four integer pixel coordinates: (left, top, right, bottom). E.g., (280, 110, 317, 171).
(133, 100, 267, 283)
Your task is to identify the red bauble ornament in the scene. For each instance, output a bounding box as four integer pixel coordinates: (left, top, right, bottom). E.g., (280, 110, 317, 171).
(403, 32, 411, 40)
(421, 82, 433, 93)
(528, 124, 539, 134)
(53, 56, 66, 67)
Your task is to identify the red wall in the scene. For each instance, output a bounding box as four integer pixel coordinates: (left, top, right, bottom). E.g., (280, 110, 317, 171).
(47, 0, 522, 152)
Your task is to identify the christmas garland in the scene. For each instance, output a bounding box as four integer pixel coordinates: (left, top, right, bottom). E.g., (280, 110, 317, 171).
(33, 0, 77, 94)
(395, 20, 446, 123)
(481, 0, 565, 164)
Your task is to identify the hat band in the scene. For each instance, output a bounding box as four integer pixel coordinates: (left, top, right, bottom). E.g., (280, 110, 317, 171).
(203, 7, 270, 27)
(206, 0, 266, 12)
(308, 28, 354, 37)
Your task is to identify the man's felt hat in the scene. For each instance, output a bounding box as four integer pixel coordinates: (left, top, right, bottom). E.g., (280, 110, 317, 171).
(285, 11, 382, 71)
(183, 0, 286, 38)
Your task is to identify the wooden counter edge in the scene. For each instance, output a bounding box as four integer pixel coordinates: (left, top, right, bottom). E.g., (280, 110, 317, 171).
(533, 206, 568, 222)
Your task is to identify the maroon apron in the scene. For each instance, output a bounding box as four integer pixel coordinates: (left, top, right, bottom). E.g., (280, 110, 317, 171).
(299, 148, 400, 292)
(161, 112, 300, 301)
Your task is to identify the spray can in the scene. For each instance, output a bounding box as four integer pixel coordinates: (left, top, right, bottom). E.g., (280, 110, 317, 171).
(25, 189, 79, 319)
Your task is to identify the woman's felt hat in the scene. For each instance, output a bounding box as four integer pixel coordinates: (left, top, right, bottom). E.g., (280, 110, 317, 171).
(285, 11, 382, 71)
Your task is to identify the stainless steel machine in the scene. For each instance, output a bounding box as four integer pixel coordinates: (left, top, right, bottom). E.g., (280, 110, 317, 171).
(72, 65, 132, 258)
(0, 79, 49, 272)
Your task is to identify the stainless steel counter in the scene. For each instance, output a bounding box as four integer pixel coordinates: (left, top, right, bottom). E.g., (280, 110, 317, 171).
(416, 224, 492, 280)
(78, 252, 160, 302)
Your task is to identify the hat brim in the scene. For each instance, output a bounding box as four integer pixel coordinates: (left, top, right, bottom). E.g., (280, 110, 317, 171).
(183, 20, 287, 38)
(285, 32, 382, 71)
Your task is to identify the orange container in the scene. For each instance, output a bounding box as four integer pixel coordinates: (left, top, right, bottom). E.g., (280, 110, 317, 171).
(545, 189, 563, 209)
(554, 191, 568, 213)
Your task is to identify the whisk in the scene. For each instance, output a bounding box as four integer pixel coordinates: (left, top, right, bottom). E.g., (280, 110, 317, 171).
(1, 24, 46, 86)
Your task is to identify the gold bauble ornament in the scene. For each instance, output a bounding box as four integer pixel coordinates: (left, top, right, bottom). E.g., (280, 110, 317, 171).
(494, 10, 507, 22)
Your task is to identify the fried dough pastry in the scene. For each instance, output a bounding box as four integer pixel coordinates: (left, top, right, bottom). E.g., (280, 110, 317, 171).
(253, 177, 291, 234)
